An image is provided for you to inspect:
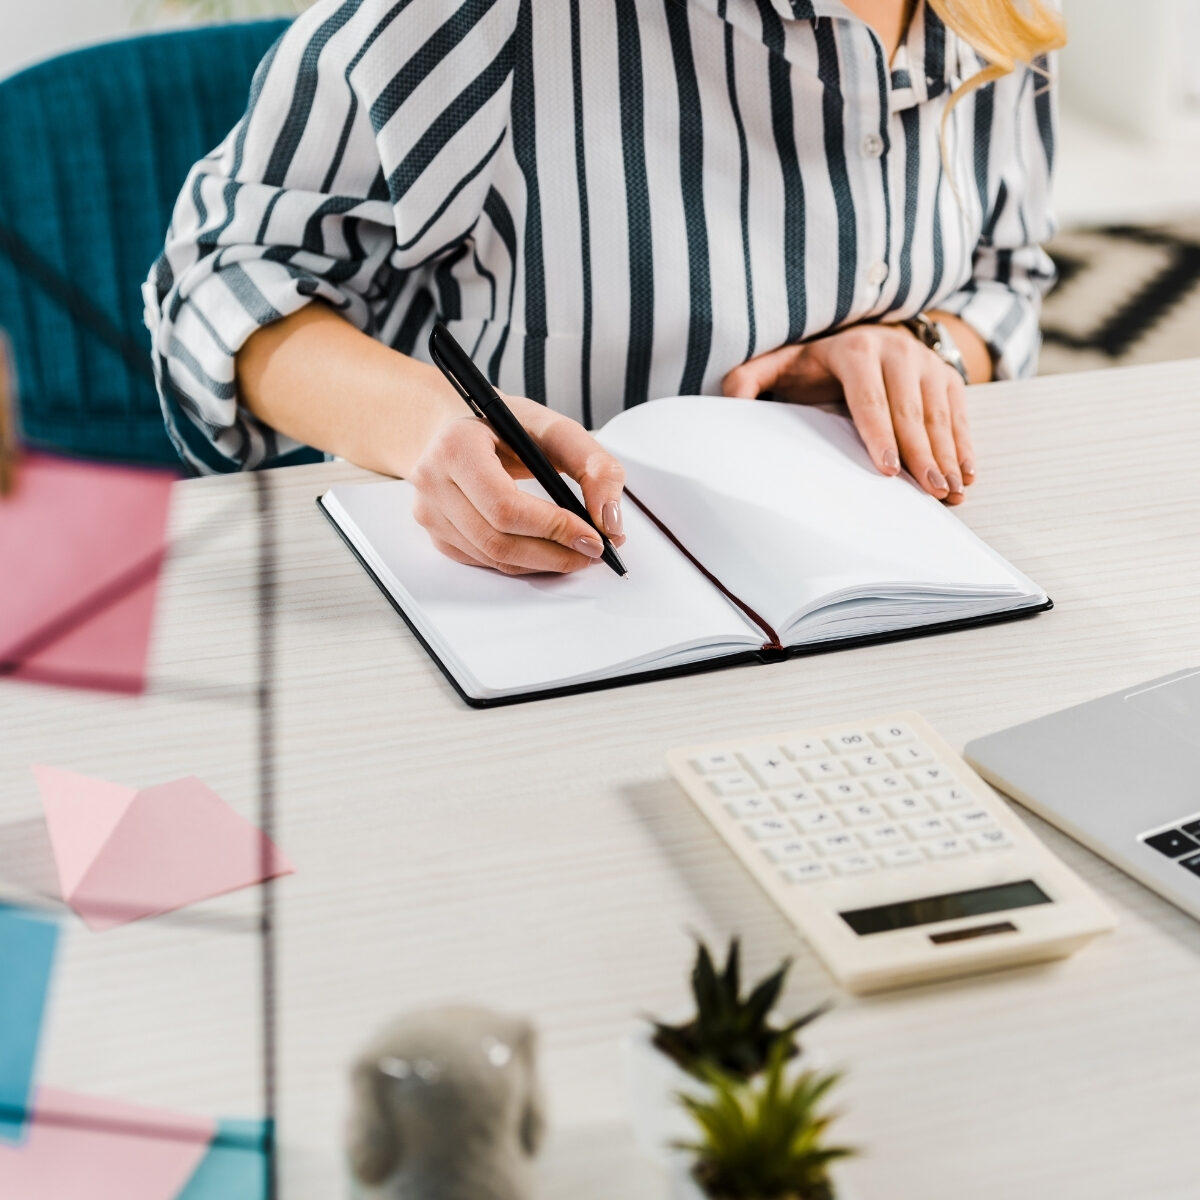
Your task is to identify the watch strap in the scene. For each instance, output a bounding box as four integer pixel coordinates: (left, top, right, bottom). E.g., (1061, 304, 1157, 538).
(901, 313, 969, 384)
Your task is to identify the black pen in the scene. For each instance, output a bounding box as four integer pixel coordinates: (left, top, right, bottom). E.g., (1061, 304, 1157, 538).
(428, 322, 628, 578)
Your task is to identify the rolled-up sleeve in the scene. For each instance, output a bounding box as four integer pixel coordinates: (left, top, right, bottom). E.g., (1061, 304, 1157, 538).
(933, 59, 1059, 381)
(144, 0, 518, 472)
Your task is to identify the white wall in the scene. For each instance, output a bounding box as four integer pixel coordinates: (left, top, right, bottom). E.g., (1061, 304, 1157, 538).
(0, 0, 165, 80)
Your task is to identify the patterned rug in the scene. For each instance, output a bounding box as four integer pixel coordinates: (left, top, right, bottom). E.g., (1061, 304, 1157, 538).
(1039, 218, 1200, 374)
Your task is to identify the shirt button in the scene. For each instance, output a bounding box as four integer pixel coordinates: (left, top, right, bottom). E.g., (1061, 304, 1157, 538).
(866, 261, 889, 287)
(862, 132, 885, 158)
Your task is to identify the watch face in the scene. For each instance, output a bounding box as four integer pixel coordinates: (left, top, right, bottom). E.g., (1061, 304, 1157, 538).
(931, 323, 968, 382)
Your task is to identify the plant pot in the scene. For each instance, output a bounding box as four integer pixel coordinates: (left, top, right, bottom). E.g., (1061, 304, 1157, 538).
(667, 1157, 855, 1200)
(668, 1155, 709, 1200)
(622, 1025, 706, 1165)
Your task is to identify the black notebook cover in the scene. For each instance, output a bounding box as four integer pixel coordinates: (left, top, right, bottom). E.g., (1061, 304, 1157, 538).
(318, 496, 1052, 709)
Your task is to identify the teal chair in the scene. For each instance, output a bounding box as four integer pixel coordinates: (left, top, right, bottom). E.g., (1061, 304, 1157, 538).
(0, 20, 294, 467)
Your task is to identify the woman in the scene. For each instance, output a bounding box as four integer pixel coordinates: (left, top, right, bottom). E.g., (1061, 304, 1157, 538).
(146, 0, 1063, 575)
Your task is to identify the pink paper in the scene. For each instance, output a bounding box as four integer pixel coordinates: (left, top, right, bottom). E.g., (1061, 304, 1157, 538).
(0, 453, 175, 693)
(0, 1087, 214, 1200)
(34, 766, 294, 931)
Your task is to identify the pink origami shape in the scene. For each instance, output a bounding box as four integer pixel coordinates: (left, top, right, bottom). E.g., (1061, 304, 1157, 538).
(0, 1087, 214, 1200)
(0, 453, 175, 694)
(33, 766, 294, 931)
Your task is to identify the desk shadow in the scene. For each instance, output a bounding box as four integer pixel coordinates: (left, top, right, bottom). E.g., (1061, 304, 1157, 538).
(618, 777, 829, 986)
(614, 779, 1139, 1012)
(0, 816, 261, 936)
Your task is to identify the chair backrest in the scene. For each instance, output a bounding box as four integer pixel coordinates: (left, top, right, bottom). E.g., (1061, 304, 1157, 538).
(0, 20, 291, 467)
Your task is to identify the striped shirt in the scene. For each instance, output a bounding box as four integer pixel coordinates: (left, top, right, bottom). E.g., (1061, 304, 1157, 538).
(144, 0, 1058, 474)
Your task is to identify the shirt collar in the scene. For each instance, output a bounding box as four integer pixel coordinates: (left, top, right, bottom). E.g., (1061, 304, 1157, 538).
(723, 0, 965, 110)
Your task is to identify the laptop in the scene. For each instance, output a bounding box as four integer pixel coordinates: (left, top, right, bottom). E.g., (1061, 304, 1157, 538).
(964, 668, 1200, 921)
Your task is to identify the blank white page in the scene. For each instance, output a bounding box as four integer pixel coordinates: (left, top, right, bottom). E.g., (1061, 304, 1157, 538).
(322, 477, 762, 699)
(597, 396, 1036, 634)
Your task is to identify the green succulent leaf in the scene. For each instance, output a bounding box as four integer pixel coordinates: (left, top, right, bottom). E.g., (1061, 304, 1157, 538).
(742, 961, 790, 1030)
(675, 1042, 855, 1200)
(722, 936, 741, 999)
(650, 939, 829, 1080)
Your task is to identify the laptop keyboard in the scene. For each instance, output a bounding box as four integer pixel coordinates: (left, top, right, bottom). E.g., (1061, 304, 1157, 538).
(1140, 817, 1200, 876)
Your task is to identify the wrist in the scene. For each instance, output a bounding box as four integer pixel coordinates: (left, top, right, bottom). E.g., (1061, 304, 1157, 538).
(901, 312, 969, 384)
(390, 358, 470, 475)
(925, 310, 993, 385)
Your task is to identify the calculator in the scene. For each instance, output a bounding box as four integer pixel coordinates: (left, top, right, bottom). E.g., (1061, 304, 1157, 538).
(666, 713, 1114, 994)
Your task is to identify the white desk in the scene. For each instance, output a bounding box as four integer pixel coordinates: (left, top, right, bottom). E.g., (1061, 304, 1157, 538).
(2, 359, 1199, 1199)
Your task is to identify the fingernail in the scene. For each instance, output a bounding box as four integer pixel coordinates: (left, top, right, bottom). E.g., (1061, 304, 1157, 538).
(602, 500, 623, 537)
(960, 459, 975, 480)
(946, 472, 963, 495)
(573, 536, 603, 559)
(882, 449, 900, 472)
(925, 467, 948, 492)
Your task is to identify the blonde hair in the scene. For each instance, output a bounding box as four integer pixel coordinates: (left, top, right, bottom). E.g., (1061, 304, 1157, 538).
(928, 0, 1067, 104)
(924, 0, 1066, 203)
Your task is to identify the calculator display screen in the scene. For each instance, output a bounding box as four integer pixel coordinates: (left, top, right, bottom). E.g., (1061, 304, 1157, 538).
(839, 880, 1051, 937)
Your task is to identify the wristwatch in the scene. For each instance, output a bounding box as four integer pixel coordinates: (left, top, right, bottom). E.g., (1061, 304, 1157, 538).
(901, 312, 969, 384)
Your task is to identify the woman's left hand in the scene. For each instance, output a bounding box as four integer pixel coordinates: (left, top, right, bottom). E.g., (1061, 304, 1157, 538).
(722, 324, 976, 505)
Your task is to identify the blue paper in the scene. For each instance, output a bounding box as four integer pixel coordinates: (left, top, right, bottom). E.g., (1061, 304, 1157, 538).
(0, 904, 59, 1144)
(175, 1118, 272, 1199)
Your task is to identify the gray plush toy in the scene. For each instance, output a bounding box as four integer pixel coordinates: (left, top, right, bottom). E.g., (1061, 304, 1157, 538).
(346, 1006, 546, 1200)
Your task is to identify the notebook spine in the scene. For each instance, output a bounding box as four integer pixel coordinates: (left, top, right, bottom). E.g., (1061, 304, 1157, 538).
(623, 489, 783, 652)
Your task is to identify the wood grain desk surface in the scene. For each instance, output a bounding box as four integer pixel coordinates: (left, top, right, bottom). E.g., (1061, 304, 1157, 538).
(2, 358, 1198, 1199)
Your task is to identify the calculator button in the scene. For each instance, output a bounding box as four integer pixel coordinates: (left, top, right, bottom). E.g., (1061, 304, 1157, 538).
(692, 751, 740, 773)
(1142, 829, 1198, 859)
(951, 808, 996, 833)
(783, 738, 828, 760)
(815, 831, 859, 857)
(801, 758, 849, 782)
(819, 780, 868, 805)
(884, 794, 931, 818)
(865, 773, 907, 796)
(740, 747, 800, 788)
(782, 861, 830, 883)
(793, 809, 840, 833)
(833, 854, 876, 875)
(763, 838, 815, 863)
(908, 765, 951, 789)
(773, 787, 822, 811)
(971, 829, 1015, 851)
(846, 750, 888, 774)
(888, 743, 933, 768)
(929, 785, 972, 811)
(925, 836, 969, 859)
(826, 730, 871, 754)
(861, 822, 906, 848)
(872, 722, 917, 745)
(839, 801, 886, 826)
(906, 816, 952, 840)
(724, 795, 775, 819)
(878, 845, 923, 868)
(708, 772, 758, 797)
(742, 816, 793, 841)
(1177, 852, 1200, 877)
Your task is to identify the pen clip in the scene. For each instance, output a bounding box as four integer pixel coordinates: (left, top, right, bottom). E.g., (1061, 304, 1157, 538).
(428, 330, 487, 419)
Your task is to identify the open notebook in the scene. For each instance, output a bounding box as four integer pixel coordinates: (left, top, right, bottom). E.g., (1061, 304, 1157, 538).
(319, 397, 1049, 706)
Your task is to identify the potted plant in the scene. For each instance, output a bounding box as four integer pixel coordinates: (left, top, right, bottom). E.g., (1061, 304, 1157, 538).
(625, 937, 828, 1162)
(671, 1041, 854, 1200)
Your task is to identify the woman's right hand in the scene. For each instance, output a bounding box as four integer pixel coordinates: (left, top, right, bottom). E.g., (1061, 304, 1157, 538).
(408, 394, 627, 575)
